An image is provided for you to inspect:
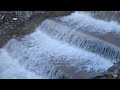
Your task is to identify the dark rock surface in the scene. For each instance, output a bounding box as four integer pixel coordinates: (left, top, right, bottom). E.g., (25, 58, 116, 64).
(93, 61, 120, 79)
(0, 11, 73, 47)
(88, 11, 120, 79)
(89, 11, 120, 23)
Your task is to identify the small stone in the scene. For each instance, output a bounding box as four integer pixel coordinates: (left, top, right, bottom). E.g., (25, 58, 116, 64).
(12, 35, 16, 38)
(113, 74, 117, 78)
(114, 70, 118, 74)
(13, 18, 18, 21)
(10, 27, 13, 29)
(5, 22, 9, 24)
(1, 15, 5, 19)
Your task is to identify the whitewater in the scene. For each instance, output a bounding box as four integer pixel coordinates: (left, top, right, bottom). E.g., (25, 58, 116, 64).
(1, 11, 120, 79)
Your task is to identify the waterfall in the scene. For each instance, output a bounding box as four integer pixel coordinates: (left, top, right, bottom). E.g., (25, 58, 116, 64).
(58, 11, 120, 34)
(39, 19, 120, 62)
(0, 49, 43, 79)
(3, 30, 113, 79)
(1, 11, 120, 79)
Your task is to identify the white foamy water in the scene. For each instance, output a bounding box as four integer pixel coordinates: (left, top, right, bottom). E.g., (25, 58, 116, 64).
(59, 11, 120, 34)
(0, 49, 43, 79)
(1, 11, 119, 79)
(39, 19, 120, 62)
(3, 30, 113, 79)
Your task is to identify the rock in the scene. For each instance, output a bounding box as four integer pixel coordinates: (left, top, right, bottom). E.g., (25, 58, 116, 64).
(88, 11, 120, 23)
(113, 74, 117, 78)
(0, 15, 5, 19)
(93, 61, 120, 79)
(12, 35, 16, 38)
(0, 11, 73, 48)
(13, 18, 18, 21)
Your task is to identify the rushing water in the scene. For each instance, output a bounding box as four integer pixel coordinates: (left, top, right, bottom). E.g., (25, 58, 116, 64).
(1, 11, 120, 79)
(2, 30, 113, 79)
(39, 19, 120, 62)
(59, 11, 120, 34)
(0, 49, 43, 79)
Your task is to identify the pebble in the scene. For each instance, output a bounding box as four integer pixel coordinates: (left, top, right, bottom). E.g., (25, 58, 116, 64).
(13, 18, 18, 21)
(1, 15, 5, 19)
(12, 35, 16, 38)
(113, 74, 117, 78)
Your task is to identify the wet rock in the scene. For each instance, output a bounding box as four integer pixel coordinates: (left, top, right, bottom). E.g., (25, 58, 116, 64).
(0, 11, 73, 48)
(88, 11, 120, 23)
(93, 61, 120, 79)
(13, 18, 18, 21)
